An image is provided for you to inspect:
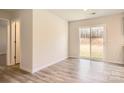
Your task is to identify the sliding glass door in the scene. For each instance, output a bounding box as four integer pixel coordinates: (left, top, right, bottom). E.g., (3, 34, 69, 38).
(80, 26, 105, 60)
(91, 26, 104, 60)
(80, 28, 90, 59)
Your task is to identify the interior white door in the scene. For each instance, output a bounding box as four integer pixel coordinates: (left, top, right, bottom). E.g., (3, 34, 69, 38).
(11, 20, 21, 65)
(11, 20, 16, 65)
(15, 20, 20, 64)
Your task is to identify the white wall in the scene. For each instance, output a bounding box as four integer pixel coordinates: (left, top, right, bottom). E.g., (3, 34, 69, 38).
(15, 10, 33, 72)
(32, 10, 68, 72)
(69, 13, 124, 64)
(14, 10, 68, 73)
(0, 22, 7, 55)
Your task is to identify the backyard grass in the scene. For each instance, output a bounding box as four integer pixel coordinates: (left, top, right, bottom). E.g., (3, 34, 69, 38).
(80, 38, 103, 59)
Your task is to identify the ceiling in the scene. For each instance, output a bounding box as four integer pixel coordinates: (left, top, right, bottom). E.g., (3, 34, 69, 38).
(49, 9, 124, 21)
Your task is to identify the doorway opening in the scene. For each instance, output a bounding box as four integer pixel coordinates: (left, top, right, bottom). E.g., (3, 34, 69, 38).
(0, 18, 10, 66)
(0, 18, 20, 67)
(79, 25, 105, 61)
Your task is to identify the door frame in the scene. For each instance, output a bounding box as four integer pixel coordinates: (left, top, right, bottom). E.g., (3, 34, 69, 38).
(79, 24, 106, 61)
(11, 20, 21, 65)
(0, 18, 11, 66)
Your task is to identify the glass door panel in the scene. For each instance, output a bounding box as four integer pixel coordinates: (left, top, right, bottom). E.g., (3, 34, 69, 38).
(80, 28, 90, 59)
(91, 26, 104, 60)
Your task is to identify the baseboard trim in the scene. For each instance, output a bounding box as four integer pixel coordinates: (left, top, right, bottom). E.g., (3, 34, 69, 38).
(20, 65, 32, 73)
(69, 57, 124, 66)
(32, 57, 68, 73)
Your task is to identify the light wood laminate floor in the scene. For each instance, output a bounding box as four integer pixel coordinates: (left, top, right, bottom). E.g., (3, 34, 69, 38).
(0, 54, 6, 66)
(0, 58, 124, 83)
